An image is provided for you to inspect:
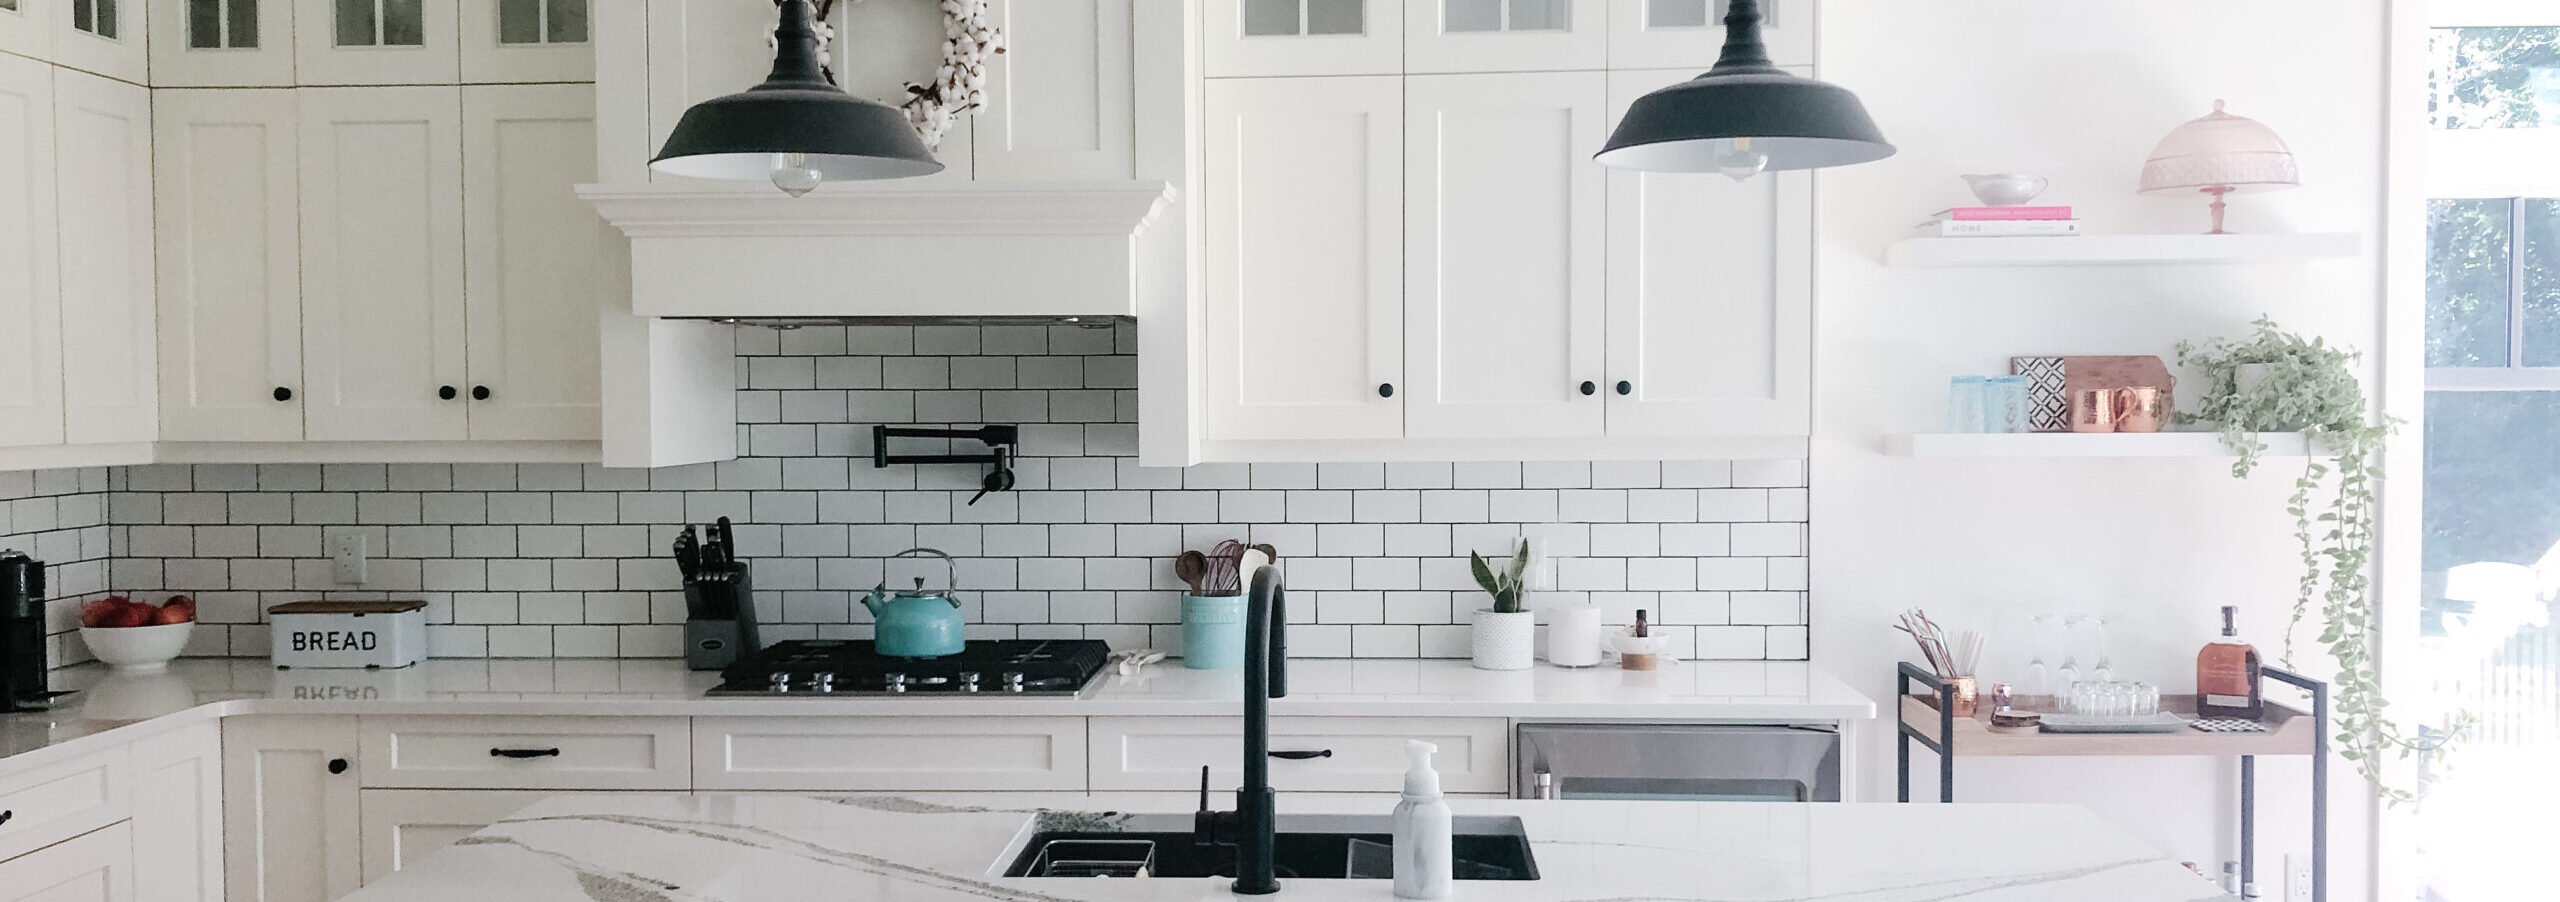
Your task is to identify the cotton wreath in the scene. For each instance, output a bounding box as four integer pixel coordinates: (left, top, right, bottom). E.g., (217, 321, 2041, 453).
(840, 0, 1004, 149)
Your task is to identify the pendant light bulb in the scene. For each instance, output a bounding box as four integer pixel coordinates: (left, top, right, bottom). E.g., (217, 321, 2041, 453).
(770, 152, 824, 197)
(1713, 139, 1769, 182)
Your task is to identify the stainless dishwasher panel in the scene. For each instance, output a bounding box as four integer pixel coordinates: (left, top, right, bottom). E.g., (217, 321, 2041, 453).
(1514, 724, 1842, 802)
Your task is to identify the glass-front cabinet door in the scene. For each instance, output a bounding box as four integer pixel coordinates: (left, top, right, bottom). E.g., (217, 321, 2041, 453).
(460, 0, 589, 83)
(1405, 0, 1604, 73)
(296, 0, 460, 85)
(1606, 0, 1811, 70)
(152, 0, 299, 85)
(1205, 0, 1401, 77)
(0, 0, 54, 63)
(56, 0, 149, 82)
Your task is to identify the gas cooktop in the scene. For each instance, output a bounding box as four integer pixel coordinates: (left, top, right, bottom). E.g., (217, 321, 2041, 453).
(707, 639, 1112, 696)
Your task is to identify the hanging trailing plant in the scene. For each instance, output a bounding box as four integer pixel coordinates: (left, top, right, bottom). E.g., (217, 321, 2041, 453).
(2176, 317, 2466, 805)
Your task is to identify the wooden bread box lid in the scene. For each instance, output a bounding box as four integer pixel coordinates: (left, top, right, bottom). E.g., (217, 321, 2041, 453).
(268, 600, 427, 616)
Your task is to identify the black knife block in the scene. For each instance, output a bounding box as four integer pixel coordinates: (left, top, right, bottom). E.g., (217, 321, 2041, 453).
(684, 563, 762, 671)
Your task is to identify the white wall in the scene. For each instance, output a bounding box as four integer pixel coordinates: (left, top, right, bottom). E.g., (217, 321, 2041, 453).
(1811, 3, 2389, 898)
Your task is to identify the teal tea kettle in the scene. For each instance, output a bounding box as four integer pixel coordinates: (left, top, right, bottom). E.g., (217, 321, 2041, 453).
(865, 548, 967, 658)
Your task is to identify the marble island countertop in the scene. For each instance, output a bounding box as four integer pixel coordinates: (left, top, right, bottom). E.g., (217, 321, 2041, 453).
(334, 793, 2227, 902)
(1, 656, 1875, 768)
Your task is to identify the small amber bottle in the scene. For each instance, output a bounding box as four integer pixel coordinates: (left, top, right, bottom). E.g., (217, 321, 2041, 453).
(2195, 605, 2263, 720)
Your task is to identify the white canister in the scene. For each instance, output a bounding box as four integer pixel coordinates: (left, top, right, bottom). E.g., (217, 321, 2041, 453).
(1545, 604, 1603, 668)
(268, 600, 428, 669)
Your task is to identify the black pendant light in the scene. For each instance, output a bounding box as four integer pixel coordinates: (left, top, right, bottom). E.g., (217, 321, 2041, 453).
(650, 0, 942, 194)
(1596, 0, 1892, 180)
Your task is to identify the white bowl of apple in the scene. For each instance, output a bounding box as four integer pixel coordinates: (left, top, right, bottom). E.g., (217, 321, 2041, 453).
(78, 595, 197, 672)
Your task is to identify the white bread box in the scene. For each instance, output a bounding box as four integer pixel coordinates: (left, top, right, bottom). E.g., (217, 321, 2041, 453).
(269, 600, 427, 669)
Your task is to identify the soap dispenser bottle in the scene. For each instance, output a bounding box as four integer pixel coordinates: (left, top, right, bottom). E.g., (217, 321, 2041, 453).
(1393, 740, 1453, 899)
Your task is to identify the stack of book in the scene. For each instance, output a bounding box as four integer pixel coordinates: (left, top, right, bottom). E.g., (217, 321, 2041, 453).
(1915, 205, 2078, 237)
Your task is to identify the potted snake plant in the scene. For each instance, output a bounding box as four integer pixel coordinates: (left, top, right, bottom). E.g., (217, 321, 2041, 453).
(1469, 542, 1537, 671)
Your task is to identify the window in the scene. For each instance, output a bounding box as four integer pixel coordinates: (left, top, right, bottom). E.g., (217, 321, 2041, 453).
(498, 0, 585, 45)
(1242, 0, 1364, 37)
(71, 0, 119, 39)
(2414, 20, 2560, 902)
(335, 0, 422, 47)
(187, 0, 258, 49)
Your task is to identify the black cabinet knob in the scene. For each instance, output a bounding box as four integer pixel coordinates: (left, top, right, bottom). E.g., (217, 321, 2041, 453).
(1615, 380, 1632, 396)
(1377, 383, 1394, 398)
(471, 385, 491, 401)
(438, 386, 458, 400)
(1579, 381, 1596, 396)
(272, 386, 293, 402)
(0, 809, 12, 826)
(327, 758, 349, 775)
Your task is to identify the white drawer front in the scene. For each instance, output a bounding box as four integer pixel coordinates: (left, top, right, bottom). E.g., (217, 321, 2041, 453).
(0, 747, 131, 863)
(694, 717, 1087, 792)
(1089, 717, 1508, 794)
(359, 717, 691, 790)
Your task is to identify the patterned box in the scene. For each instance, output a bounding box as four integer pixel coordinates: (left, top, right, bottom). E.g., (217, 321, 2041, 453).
(2009, 357, 2069, 431)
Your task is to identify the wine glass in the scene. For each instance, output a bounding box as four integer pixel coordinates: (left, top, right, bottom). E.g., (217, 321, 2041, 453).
(2090, 613, 2119, 683)
(2056, 613, 2087, 692)
(2026, 614, 2058, 694)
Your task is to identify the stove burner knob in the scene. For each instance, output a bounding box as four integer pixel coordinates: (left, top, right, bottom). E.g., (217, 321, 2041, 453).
(958, 671, 981, 693)
(813, 672, 837, 693)
(885, 672, 908, 693)
(1002, 672, 1027, 693)
(768, 672, 792, 693)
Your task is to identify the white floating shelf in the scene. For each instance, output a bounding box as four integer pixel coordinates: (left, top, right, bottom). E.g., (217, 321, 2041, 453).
(1885, 232, 2362, 267)
(1884, 432, 2318, 458)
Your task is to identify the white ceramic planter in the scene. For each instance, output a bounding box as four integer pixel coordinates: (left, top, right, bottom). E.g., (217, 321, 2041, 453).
(1471, 609, 1535, 671)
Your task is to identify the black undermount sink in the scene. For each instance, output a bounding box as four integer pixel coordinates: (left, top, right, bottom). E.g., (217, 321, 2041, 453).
(999, 814, 1538, 881)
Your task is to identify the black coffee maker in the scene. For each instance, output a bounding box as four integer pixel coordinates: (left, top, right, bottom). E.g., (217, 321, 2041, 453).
(0, 551, 60, 712)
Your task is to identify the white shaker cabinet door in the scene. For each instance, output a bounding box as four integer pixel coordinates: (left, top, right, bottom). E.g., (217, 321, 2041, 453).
(131, 723, 224, 902)
(1404, 0, 1605, 74)
(1201, 76, 1404, 442)
(53, 69, 157, 446)
(299, 86, 470, 442)
(295, 0, 460, 85)
(1402, 72, 1606, 440)
(0, 823, 133, 902)
(459, 0, 593, 83)
(151, 0, 298, 86)
(0, 56, 63, 448)
(155, 88, 305, 442)
(1606, 0, 1811, 70)
(460, 84, 599, 441)
(1204, 0, 1401, 77)
(973, 0, 1133, 181)
(52, 0, 147, 84)
(1602, 68, 1809, 437)
(223, 716, 363, 902)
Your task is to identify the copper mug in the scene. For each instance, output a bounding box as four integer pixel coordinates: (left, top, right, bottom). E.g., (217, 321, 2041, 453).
(2069, 388, 2116, 433)
(2114, 386, 2165, 433)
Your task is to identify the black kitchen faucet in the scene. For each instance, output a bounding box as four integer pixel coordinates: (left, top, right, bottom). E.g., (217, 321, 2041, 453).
(1193, 565, 1287, 895)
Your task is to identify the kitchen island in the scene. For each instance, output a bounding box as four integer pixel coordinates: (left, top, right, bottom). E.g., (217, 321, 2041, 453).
(332, 793, 2224, 902)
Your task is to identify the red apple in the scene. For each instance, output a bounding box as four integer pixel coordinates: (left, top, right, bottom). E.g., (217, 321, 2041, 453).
(100, 605, 151, 628)
(163, 594, 195, 611)
(150, 604, 193, 625)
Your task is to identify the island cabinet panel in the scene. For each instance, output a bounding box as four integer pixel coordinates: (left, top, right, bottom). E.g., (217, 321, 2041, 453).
(52, 69, 157, 446)
(0, 55, 63, 448)
(130, 724, 224, 902)
(357, 715, 690, 791)
(358, 789, 643, 884)
(154, 87, 306, 443)
(0, 822, 133, 902)
(693, 716, 1089, 792)
(224, 716, 363, 902)
(1088, 716, 1508, 794)
(0, 746, 130, 864)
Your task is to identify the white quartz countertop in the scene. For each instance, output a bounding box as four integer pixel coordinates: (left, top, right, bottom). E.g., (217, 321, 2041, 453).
(333, 793, 2225, 902)
(1, 656, 1873, 768)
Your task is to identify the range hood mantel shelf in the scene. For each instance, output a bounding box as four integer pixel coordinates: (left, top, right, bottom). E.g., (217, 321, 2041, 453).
(581, 181, 1176, 321)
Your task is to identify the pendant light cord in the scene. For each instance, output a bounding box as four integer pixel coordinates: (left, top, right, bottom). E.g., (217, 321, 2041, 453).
(1708, 0, 1782, 76)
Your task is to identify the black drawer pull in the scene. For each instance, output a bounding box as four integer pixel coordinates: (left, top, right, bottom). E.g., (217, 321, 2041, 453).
(327, 758, 349, 775)
(489, 747, 562, 759)
(1268, 749, 1333, 760)
(0, 809, 12, 826)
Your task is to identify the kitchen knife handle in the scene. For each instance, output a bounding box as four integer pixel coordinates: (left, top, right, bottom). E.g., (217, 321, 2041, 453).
(1268, 749, 1333, 760)
(489, 747, 563, 759)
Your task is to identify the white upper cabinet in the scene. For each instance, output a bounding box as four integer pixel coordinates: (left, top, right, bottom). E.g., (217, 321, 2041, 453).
(296, 0, 459, 85)
(1202, 76, 1404, 441)
(155, 88, 305, 443)
(298, 86, 469, 442)
(1602, 67, 1807, 436)
(54, 0, 148, 83)
(1606, 0, 1810, 70)
(0, 0, 53, 62)
(1206, 0, 1401, 77)
(151, 0, 298, 86)
(1402, 71, 1605, 439)
(460, 83, 599, 440)
(0, 56, 63, 449)
(53, 69, 156, 445)
(974, 0, 1134, 180)
(1404, 0, 1603, 73)
(459, 0, 590, 83)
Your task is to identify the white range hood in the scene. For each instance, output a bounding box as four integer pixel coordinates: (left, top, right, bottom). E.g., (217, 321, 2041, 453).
(580, 180, 1175, 322)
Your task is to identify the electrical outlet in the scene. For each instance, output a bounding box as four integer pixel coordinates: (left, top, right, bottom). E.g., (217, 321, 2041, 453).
(2285, 854, 2312, 902)
(330, 532, 368, 585)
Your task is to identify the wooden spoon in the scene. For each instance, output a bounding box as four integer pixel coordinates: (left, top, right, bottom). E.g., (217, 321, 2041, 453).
(1175, 551, 1209, 595)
